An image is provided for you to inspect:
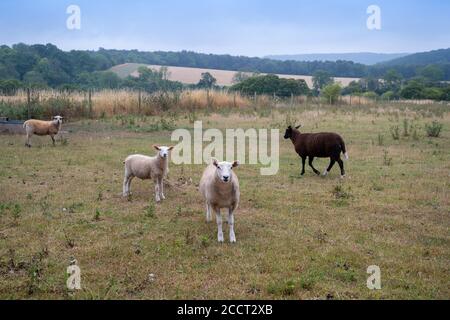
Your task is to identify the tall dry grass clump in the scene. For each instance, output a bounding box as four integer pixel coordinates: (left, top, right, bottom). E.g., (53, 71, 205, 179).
(178, 90, 251, 110)
(0, 89, 255, 119)
(2, 89, 449, 121)
(91, 90, 140, 116)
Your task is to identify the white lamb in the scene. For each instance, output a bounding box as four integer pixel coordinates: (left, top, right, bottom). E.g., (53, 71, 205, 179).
(199, 158, 240, 243)
(123, 145, 173, 202)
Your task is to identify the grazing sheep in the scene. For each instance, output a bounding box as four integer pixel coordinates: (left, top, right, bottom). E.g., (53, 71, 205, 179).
(122, 145, 173, 202)
(284, 125, 348, 178)
(199, 158, 240, 243)
(23, 116, 63, 147)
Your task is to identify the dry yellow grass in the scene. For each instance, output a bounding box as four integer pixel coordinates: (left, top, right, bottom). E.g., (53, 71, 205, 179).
(3, 89, 445, 121)
(0, 89, 254, 118)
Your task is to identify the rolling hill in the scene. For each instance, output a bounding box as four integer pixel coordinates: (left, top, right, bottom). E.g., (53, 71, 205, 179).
(377, 48, 450, 66)
(265, 52, 409, 65)
(109, 63, 360, 88)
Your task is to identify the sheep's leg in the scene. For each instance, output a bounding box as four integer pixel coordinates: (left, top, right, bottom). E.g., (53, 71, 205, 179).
(216, 209, 224, 243)
(206, 203, 212, 222)
(300, 156, 306, 175)
(123, 174, 132, 197)
(25, 132, 31, 147)
(308, 156, 320, 175)
(154, 177, 161, 202)
(337, 158, 345, 178)
(228, 208, 236, 243)
(323, 158, 336, 176)
(122, 175, 128, 196)
(50, 134, 55, 146)
(159, 177, 165, 200)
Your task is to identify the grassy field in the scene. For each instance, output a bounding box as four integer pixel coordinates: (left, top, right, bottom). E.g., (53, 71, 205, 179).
(0, 103, 449, 299)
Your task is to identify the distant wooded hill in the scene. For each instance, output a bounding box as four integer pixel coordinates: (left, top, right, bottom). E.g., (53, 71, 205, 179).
(1, 43, 450, 90)
(377, 48, 450, 66)
(265, 52, 409, 65)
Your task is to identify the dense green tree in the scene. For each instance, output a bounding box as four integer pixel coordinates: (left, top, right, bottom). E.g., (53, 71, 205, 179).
(383, 69, 403, 91)
(420, 64, 445, 82)
(422, 87, 443, 100)
(400, 79, 425, 99)
(312, 70, 333, 93)
(0, 79, 22, 95)
(23, 70, 46, 85)
(197, 72, 217, 89)
(230, 74, 310, 97)
(341, 80, 364, 95)
(232, 71, 255, 84)
(321, 83, 341, 104)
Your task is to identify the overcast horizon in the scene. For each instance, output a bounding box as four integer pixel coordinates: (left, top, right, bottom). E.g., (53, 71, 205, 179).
(0, 0, 449, 57)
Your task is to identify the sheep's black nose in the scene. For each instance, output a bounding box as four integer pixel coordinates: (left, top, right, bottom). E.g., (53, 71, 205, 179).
(223, 176, 229, 181)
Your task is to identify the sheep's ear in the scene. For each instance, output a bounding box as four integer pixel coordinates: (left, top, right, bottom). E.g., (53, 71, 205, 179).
(168, 146, 174, 151)
(232, 160, 240, 168)
(295, 125, 302, 129)
(212, 158, 219, 167)
(153, 145, 161, 151)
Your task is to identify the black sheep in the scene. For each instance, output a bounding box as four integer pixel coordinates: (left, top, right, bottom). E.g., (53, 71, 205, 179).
(284, 125, 348, 177)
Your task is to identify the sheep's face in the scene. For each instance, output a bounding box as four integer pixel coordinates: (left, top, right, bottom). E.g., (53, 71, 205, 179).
(154, 145, 174, 159)
(212, 158, 239, 183)
(284, 125, 301, 139)
(284, 126, 293, 139)
(53, 115, 63, 125)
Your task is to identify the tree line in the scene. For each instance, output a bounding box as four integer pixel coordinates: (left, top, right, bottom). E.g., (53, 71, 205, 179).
(0, 43, 449, 101)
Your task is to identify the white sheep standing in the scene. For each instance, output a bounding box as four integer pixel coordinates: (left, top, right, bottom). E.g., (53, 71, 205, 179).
(199, 158, 240, 243)
(23, 115, 63, 147)
(123, 145, 173, 202)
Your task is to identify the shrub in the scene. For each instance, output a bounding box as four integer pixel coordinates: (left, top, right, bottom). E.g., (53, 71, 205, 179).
(381, 91, 396, 101)
(145, 201, 155, 218)
(383, 149, 392, 166)
(377, 134, 384, 146)
(230, 74, 310, 97)
(363, 91, 378, 100)
(321, 83, 342, 104)
(425, 121, 443, 137)
(390, 125, 400, 140)
(402, 119, 410, 137)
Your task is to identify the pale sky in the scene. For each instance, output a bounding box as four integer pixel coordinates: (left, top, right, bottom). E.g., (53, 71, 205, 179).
(0, 0, 449, 56)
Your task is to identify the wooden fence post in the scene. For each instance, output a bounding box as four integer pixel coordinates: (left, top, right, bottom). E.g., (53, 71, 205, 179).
(27, 87, 31, 119)
(88, 89, 92, 118)
(138, 89, 142, 114)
